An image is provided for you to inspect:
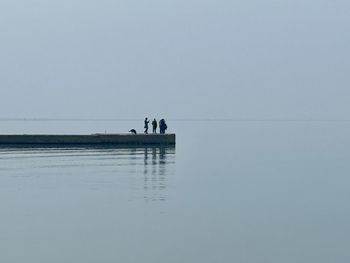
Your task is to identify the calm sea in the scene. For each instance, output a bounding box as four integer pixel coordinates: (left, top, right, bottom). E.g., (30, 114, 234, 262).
(0, 120, 349, 263)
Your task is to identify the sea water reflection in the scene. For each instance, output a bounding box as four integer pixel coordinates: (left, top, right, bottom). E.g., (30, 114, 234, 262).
(0, 145, 176, 202)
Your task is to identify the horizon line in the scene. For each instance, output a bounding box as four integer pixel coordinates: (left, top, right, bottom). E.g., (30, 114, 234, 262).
(1, 118, 350, 122)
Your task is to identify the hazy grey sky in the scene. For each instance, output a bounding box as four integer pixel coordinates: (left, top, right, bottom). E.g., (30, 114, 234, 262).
(0, 0, 349, 119)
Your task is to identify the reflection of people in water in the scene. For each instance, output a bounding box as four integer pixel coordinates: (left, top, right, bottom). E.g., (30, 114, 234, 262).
(152, 147, 157, 166)
(144, 147, 148, 165)
(159, 147, 166, 164)
(143, 147, 174, 202)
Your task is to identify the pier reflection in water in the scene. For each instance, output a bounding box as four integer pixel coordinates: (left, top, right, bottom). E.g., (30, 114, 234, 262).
(0, 145, 176, 202)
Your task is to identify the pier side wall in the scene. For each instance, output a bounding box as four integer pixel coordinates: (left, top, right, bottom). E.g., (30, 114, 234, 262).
(0, 134, 176, 145)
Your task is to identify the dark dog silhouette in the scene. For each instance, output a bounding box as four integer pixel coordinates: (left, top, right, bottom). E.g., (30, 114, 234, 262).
(129, 129, 137, 134)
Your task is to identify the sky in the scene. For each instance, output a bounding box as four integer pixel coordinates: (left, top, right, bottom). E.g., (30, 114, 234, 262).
(0, 0, 349, 120)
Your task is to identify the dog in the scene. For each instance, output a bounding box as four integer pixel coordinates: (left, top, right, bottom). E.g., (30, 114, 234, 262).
(129, 129, 137, 134)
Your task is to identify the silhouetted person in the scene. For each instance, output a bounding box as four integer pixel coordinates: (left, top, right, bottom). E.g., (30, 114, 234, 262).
(159, 119, 168, 134)
(152, 118, 157, 133)
(129, 129, 137, 134)
(144, 117, 150, 134)
(159, 119, 163, 133)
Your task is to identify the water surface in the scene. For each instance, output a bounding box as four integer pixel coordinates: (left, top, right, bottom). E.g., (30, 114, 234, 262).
(0, 121, 349, 263)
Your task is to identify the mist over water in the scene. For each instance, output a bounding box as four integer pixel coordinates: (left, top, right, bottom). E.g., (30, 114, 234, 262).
(1, 0, 349, 260)
(0, 120, 349, 262)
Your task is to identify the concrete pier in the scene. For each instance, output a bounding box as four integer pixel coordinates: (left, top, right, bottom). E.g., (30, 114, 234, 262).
(0, 134, 176, 146)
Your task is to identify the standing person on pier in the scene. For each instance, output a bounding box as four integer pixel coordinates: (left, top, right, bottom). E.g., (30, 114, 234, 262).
(144, 117, 150, 134)
(159, 119, 168, 134)
(152, 118, 157, 133)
